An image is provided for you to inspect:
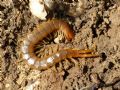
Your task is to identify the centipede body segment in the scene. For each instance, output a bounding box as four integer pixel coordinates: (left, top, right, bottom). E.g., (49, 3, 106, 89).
(21, 19, 98, 70)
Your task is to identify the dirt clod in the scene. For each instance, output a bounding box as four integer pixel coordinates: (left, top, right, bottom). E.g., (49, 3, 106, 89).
(0, 0, 120, 90)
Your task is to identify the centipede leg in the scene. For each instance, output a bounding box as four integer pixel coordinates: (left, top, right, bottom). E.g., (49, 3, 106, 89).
(74, 49, 94, 54)
(66, 49, 99, 58)
(75, 53, 99, 58)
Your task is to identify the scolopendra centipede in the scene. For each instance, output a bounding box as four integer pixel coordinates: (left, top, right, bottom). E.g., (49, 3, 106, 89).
(21, 19, 98, 70)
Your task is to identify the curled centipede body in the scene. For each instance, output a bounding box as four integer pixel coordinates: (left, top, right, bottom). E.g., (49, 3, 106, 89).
(21, 19, 98, 70)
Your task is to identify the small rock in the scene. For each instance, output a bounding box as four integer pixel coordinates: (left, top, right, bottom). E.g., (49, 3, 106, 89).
(104, 18, 109, 24)
(90, 73, 100, 84)
(29, 0, 47, 20)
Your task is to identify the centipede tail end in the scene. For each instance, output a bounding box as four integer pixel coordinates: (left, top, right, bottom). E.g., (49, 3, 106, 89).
(65, 49, 99, 58)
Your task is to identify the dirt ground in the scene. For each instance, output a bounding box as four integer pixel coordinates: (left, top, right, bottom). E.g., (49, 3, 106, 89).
(0, 0, 120, 90)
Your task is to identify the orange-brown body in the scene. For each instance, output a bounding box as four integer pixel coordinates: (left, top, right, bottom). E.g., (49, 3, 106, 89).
(21, 19, 98, 70)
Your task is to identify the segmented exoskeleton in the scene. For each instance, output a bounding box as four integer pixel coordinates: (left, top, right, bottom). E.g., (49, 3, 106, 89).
(21, 19, 98, 70)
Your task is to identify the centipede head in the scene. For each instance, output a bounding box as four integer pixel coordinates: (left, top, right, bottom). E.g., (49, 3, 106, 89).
(60, 21, 75, 41)
(66, 28, 74, 41)
(63, 27, 74, 41)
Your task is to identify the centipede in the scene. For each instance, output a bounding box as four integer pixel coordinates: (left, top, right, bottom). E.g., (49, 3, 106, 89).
(21, 19, 98, 70)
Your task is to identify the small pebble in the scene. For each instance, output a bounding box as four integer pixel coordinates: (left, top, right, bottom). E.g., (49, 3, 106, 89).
(90, 73, 100, 84)
(29, 0, 47, 20)
(5, 83, 10, 88)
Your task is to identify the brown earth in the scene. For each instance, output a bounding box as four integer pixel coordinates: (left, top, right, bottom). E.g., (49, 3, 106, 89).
(0, 0, 120, 90)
